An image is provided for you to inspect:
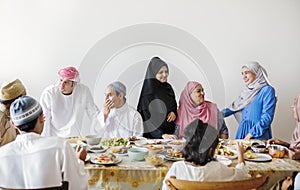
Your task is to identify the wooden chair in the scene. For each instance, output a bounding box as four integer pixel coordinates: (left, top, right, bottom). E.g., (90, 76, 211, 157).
(165, 175, 269, 190)
(1, 181, 68, 190)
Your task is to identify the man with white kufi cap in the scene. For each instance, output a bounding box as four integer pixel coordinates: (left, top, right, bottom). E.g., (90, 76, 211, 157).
(0, 96, 88, 189)
(99, 81, 143, 139)
(0, 79, 26, 146)
(40, 66, 101, 137)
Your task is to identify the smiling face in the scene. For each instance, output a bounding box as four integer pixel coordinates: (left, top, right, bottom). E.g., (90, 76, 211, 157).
(190, 84, 205, 106)
(59, 78, 75, 95)
(241, 66, 256, 85)
(155, 66, 169, 83)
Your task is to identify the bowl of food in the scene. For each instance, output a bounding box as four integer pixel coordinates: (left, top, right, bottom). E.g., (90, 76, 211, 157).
(147, 145, 165, 155)
(134, 139, 148, 147)
(85, 135, 101, 145)
(128, 147, 149, 161)
(268, 144, 287, 158)
(251, 142, 267, 153)
(146, 154, 165, 166)
(167, 140, 186, 150)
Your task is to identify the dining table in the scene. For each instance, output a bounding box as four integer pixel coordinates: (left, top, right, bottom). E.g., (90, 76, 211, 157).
(80, 138, 300, 190)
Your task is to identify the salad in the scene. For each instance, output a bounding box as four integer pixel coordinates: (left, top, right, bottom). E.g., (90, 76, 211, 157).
(102, 137, 129, 147)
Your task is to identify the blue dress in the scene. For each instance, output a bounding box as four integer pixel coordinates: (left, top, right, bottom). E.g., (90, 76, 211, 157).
(222, 85, 276, 140)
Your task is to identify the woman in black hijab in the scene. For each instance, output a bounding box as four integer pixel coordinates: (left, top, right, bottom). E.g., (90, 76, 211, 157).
(137, 57, 177, 139)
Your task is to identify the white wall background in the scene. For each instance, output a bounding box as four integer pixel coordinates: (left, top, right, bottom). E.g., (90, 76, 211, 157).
(1, 0, 300, 140)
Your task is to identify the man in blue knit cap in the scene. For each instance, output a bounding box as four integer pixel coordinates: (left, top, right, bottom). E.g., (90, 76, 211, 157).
(0, 96, 88, 189)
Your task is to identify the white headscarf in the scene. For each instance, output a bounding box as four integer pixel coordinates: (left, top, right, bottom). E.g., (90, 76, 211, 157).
(230, 61, 273, 122)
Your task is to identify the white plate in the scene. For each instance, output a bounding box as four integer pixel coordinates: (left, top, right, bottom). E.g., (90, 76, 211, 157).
(90, 156, 123, 165)
(147, 139, 171, 145)
(129, 136, 147, 142)
(244, 153, 272, 162)
(164, 155, 185, 161)
(114, 152, 128, 156)
(89, 146, 108, 153)
(215, 155, 232, 166)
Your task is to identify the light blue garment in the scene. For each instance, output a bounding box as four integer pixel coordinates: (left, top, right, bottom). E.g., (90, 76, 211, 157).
(222, 85, 276, 140)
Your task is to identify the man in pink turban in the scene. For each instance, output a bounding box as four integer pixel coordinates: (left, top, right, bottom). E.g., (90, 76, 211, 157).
(40, 66, 101, 137)
(58, 66, 80, 83)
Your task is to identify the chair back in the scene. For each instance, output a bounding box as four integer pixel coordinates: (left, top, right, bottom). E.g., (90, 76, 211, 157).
(1, 181, 68, 190)
(165, 175, 268, 190)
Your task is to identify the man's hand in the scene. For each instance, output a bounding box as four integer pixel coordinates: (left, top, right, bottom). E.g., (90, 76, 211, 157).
(103, 98, 114, 121)
(76, 145, 87, 162)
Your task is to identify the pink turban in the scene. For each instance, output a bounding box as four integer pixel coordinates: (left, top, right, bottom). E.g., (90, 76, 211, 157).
(58, 66, 80, 82)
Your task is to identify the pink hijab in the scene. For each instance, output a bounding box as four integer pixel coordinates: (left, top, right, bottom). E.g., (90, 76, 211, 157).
(176, 81, 218, 137)
(290, 93, 300, 148)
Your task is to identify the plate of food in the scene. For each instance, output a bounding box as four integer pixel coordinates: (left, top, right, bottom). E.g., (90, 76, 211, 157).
(146, 154, 166, 166)
(163, 149, 184, 161)
(244, 150, 272, 162)
(128, 136, 147, 142)
(215, 148, 238, 160)
(90, 153, 122, 165)
(110, 146, 129, 156)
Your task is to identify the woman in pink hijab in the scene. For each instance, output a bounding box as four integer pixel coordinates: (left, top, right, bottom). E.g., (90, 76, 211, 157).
(176, 81, 228, 139)
(268, 93, 300, 160)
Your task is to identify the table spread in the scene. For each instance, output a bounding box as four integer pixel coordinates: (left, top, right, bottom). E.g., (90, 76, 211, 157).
(81, 139, 300, 190)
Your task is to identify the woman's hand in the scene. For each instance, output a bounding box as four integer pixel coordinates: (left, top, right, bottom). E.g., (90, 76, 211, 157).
(76, 145, 87, 162)
(167, 112, 176, 122)
(244, 133, 253, 140)
(236, 141, 245, 164)
(288, 149, 300, 160)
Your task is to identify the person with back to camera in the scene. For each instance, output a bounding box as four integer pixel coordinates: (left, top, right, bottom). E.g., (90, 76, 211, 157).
(222, 61, 276, 140)
(162, 119, 250, 190)
(0, 79, 26, 146)
(165, 81, 228, 139)
(137, 57, 177, 139)
(99, 81, 143, 139)
(0, 96, 88, 189)
(40, 66, 101, 137)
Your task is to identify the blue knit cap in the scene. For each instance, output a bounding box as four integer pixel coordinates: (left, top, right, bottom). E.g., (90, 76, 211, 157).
(10, 96, 42, 127)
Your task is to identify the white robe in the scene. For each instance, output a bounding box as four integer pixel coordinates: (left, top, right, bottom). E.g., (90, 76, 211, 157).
(0, 133, 88, 189)
(162, 160, 250, 190)
(99, 103, 144, 139)
(40, 83, 100, 137)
